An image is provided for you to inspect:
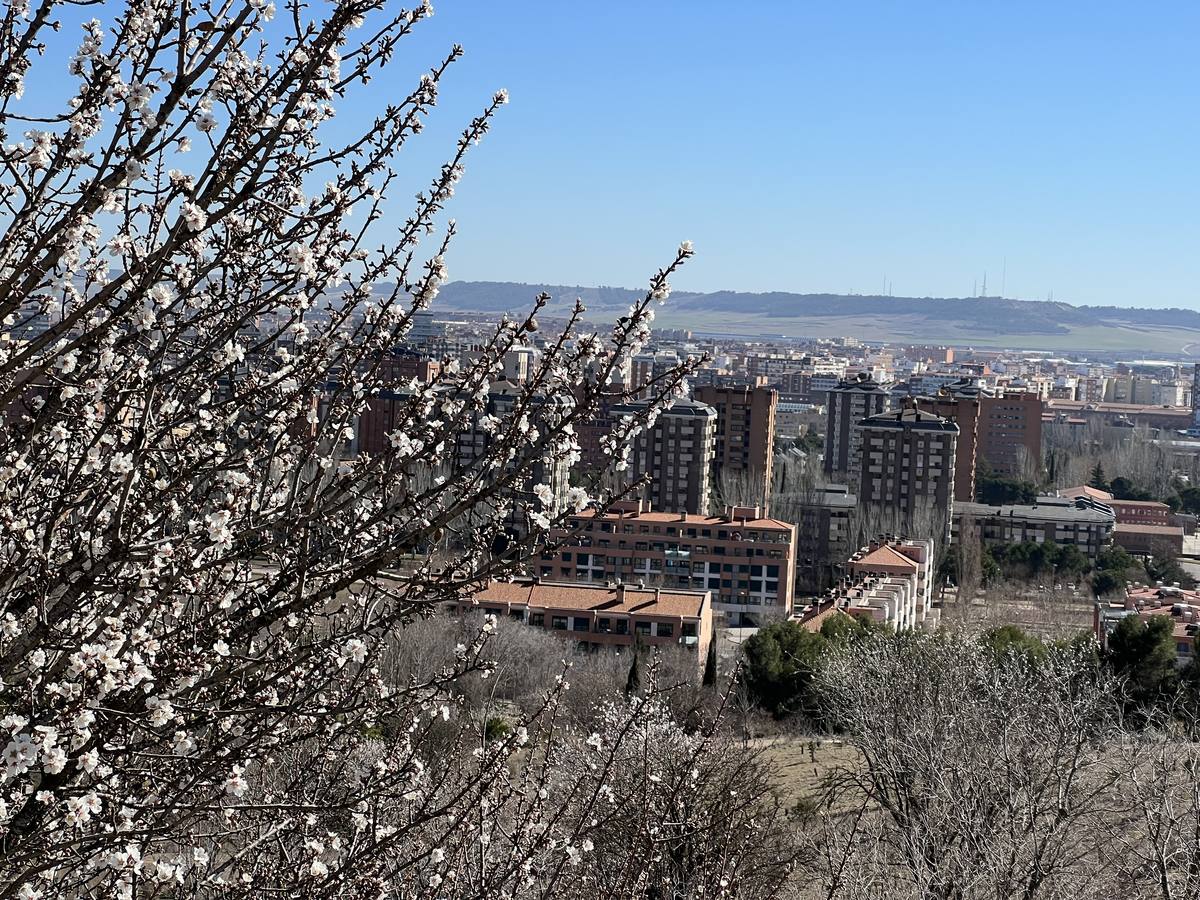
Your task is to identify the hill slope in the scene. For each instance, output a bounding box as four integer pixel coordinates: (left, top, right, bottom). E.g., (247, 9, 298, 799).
(432, 281, 1200, 353)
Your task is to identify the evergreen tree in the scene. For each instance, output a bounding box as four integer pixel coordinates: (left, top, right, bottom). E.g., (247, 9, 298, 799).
(1089, 462, 1110, 491)
(625, 646, 642, 696)
(702, 639, 718, 687)
(1106, 614, 1179, 714)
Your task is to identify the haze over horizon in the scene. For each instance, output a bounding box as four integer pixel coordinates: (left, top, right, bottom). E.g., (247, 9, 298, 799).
(386, 1, 1200, 312)
(437, 279, 1198, 312)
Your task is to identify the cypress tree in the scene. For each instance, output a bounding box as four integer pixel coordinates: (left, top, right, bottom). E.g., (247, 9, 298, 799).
(625, 646, 642, 697)
(702, 639, 718, 687)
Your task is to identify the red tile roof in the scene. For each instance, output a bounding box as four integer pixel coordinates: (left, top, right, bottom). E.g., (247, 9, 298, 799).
(850, 544, 920, 571)
(470, 579, 709, 619)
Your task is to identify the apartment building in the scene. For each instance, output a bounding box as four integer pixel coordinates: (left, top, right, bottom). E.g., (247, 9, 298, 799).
(1107, 499, 1173, 527)
(776, 484, 857, 592)
(843, 538, 935, 629)
(1045, 399, 1191, 431)
(747, 354, 804, 380)
(451, 578, 713, 662)
(1055, 490, 1181, 554)
(824, 373, 893, 477)
(774, 400, 824, 440)
(855, 404, 959, 531)
(952, 495, 1116, 561)
(462, 345, 538, 384)
(406, 310, 447, 352)
(453, 381, 571, 523)
(694, 384, 778, 508)
(610, 398, 717, 516)
(916, 379, 1043, 499)
(627, 350, 682, 399)
(349, 353, 442, 457)
(544, 499, 797, 626)
(795, 537, 935, 631)
(915, 387, 980, 503)
(775, 370, 841, 403)
(978, 391, 1043, 479)
(1113, 523, 1185, 556)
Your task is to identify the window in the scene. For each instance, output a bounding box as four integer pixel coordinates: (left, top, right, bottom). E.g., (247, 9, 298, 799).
(635, 621, 651, 635)
(598, 617, 611, 632)
(551, 616, 568, 630)
(681, 623, 697, 637)
(573, 616, 590, 632)
(530, 613, 545, 627)
(657, 623, 673, 638)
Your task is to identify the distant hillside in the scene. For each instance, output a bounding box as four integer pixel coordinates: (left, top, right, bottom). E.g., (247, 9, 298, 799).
(431, 281, 1200, 353)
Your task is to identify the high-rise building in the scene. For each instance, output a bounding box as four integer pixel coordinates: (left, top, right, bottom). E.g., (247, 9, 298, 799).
(454, 381, 571, 526)
(627, 351, 682, 399)
(917, 379, 1043, 499)
(694, 384, 778, 508)
(610, 398, 717, 515)
(977, 391, 1043, 480)
(854, 403, 959, 533)
(351, 353, 442, 457)
(824, 374, 892, 478)
(915, 387, 979, 503)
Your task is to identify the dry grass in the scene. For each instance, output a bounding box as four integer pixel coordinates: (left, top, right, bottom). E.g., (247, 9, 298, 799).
(937, 583, 1095, 641)
(753, 736, 863, 811)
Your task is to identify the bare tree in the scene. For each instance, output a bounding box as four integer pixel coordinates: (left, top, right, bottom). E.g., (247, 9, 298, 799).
(805, 632, 1125, 900)
(1100, 715, 1200, 900)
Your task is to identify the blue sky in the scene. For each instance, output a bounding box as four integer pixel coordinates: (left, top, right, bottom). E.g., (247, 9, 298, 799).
(14, 2, 1197, 309)
(386, 1, 1200, 309)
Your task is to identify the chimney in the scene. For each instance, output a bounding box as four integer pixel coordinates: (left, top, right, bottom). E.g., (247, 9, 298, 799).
(616, 583, 626, 603)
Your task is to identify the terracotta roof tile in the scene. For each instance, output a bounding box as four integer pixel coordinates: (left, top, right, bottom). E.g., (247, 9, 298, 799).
(850, 545, 920, 571)
(470, 579, 708, 619)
